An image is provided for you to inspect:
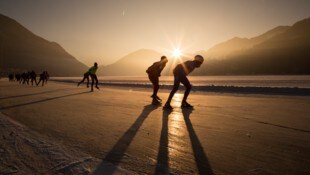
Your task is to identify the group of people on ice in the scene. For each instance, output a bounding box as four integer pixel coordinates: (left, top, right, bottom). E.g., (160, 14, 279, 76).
(8, 71, 49, 86)
(78, 55, 204, 109)
(146, 55, 204, 109)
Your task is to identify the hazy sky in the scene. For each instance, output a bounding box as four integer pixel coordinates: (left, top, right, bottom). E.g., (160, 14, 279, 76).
(0, 0, 309, 66)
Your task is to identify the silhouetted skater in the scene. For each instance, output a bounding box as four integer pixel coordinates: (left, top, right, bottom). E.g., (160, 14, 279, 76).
(44, 71, 49, 84)
(146, 56, 168, 105)
(163, 55, 204, 109)
(89, 62, 99, 92)
(37, 71, 48, 86)
(15, 74, 21, 81)
(29, 71, 37, 85)
(21, 72, 30, 84)
(77, 71, 90, 88)
(8, 73, 14, 81)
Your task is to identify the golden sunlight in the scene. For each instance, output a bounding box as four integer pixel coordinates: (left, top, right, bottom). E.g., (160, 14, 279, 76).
(171, 93, 183, 106)
(173, 48, 182, 58)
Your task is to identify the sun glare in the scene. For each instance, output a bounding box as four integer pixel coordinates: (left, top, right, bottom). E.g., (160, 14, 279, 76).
(173, 48, 182, 58)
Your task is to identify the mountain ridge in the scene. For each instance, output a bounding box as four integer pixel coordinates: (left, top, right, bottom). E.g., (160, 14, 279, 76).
(97, 49, 163, 76)
(1, 13, 309, 76)
(0, 14, 88, 76)
(193, 17, 310, 75)
(205, 25, 290, 59)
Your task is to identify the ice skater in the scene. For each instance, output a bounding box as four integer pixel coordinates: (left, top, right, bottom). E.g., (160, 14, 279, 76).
(163, 55, 204, 109)
(146, 56, 168, 105)
(89, 62, 99, 92)
(29, 71, 37, 86)
(37, 71, 48, 86)
(44, 71, 49, 84)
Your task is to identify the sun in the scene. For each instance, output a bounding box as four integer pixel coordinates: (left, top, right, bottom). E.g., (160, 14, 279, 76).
(173, 48, 182, 58)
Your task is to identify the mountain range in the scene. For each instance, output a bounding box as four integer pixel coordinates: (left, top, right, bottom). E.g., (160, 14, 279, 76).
(0, 13, 309, 76)
(194, 17, 310, 75)
(99, 17, 310, 76)
(97, 49, 163, 76)
(0, 14, 87, 76)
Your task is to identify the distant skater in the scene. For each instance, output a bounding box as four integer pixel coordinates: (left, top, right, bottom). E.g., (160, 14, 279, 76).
(44, 71, 49, 84)
(37, 71, 48, 86)
(89, 62, 99, 92)
(30, 70, 37, 86)
(8, 73, 14, 81)
(21, 72, 30, 84)
(77, 71, 90, 88)
(163, 55, 204, 109)
(146, 56, 168, 105)
(15, 74, 21, 82)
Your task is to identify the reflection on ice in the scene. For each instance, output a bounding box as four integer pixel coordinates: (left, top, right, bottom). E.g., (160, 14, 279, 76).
(156, 100, 214, 174)
(171, 93, 183, 107)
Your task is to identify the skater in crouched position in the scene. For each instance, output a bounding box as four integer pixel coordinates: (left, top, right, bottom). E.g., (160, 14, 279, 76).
(163, 55, 204, 109)
(146, 56, 168, 105)
(37, 71, 49, 86)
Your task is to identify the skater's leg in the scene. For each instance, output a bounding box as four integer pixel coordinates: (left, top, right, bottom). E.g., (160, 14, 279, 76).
(94, 75, 99, 89)
(165, 76, 180, 105)
(78, 76, 86, 86)
(86, 76, 89, 88)
(90, 74, 94, 91)
(150, 76, 159, 98)
(181, 76, 192, 103)
(153, 82, 159, 97)
(95, 75, 98, 87)
(36, 79, 41, 86)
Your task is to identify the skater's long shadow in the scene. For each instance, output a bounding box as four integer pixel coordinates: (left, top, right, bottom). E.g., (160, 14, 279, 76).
(154, 109, 213, 175)
(0, 91, 90, 110)
(92, 104, 159, 175)
(182, 108, 213, 175)
(0, 88, 72, 100)
(154, 109, 171, 174)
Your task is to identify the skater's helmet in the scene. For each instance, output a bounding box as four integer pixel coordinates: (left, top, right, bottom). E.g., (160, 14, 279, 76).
(194, 55, 204, 63)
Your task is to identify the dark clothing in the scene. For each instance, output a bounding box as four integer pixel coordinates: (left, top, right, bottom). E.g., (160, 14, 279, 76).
(37, 71, 48, 86)
(166, 61, 197, 104)
(173, 61, 196, 76)
(37, 73, 46, 86)
(78, 72, 90, 87)
(148, 74, 159, 98)
(148, 74, 159, 85)
(146, 61, 166, 77)
(21, 72, 30, 84)
(44, 72, 49, 84)
(166, 73, 192, 104)
(90, 74, 98, 90)
(30, 71, 37, 85)
(147, 61, 167, 98)
(8, 74, 14, 81)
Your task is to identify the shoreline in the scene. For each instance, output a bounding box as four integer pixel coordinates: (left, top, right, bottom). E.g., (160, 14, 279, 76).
(51, 79, 310, 97)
